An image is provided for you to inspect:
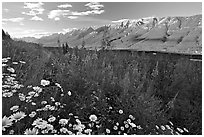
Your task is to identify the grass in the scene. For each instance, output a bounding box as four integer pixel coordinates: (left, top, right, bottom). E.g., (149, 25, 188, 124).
(2, 38, 202, 135)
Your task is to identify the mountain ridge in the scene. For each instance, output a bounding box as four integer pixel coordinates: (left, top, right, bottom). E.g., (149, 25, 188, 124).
(16, 14, 202, 54)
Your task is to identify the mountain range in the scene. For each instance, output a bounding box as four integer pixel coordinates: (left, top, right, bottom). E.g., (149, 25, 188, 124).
(17, 14, 202, 55)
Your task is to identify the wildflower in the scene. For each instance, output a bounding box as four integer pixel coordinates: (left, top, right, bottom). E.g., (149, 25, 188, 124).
(125, 124, 129, 128)
(137, 125, 142, 129)
(12, 62, 18, 64)
(119, 109, 123, 114)
(120, 126, 125, 131)
(177, 127, 184, 133)
(61, 93, 64, 96)
(31, 102, 36, 106)
(113, 125, 118, 130)
(3, 92, 13, 98)
(84, 129, 92, 134)
(116, 122, 119, 126)
(2, 116, 13, 131)
(10, 105, 19, 112)
(55, 102, 61, 106)
(89, 114, 97, 122)
(69, 113, 73, 116)
(41, 101, 47, 105)
(183, 127, 189, 132)
(127, 119, 131, 123)
(19, 61, 26, 64)
(32, 118, 48, 129)
(33, 86, 42, 93)
(161, 125, 165, 130)
(50, 97, 55, 102)
(106, 128, 110, 134)
(9, 130, 14, 134)
(28, 91, 36, 96)
(48, 116, 56, 122)
(9, 111, 27, 122)
(60, 127, 68, 133)
(68, 123, 72, 127)
(49, 106, 55, 111)
(2, 58, 8, 62)
(41, 79, 50, 86)
(7, 67, 15, 73)
(29, 111, 37, 118)
(129, 122, 136, 128)
(129, 114, 135, 120)
(109, 106, 113, 109)
(59, 119, 68, 126)
(68, 91, 72, 96)
(24, 128, 39, 135)
(165, 125, 171, 129)
(18, 93, 26, 101)
(169, 121, 173, 126)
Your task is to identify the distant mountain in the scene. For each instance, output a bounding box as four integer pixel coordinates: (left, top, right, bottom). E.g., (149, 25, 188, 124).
(18, 14, 202, 55)
(15, 37, 38, 43)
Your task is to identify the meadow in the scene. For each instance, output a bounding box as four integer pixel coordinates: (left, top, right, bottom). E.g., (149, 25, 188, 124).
(2, 37, 202, 135)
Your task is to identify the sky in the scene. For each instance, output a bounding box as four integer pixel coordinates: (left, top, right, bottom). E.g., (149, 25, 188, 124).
(2, 2, 202, 38)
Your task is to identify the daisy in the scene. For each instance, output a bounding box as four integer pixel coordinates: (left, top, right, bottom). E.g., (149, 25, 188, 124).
(40, 79, 50, 86)
(29, 111, 37, 118)
(32, 118, 48, 129)
(60, 127, 68, 133)
(59, 119, 69, 126)
(67, 91, 72, 96)
(2, 116, 13, 131)
(160, 125, 166, 130)
(119, 109, 123, 114)
(24, 128, 39, 135)
(89, 114, 97, 122)
(48, 116, 56, 122)
(41, 101, 47, 105)
(3, 92, 13, 98)
(33, 86, 42, 93)
(9, 111, 27, 122)
(106, 128, 110, 134)
(19, 61, 26, 64)
(7, 67, 15, 73)
(10, 105, 19, 112)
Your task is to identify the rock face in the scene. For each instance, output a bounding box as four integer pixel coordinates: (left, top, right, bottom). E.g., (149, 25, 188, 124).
(19, 14, 202, 54)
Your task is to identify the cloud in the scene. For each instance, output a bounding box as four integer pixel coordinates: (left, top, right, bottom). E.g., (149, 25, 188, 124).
(58, 4, 72, 8)
(68, 16, 78, 19)
(3, 8, 9, 12)
(22, 2, 44, 20)
(112, 19, 129, 23)
(48, 9, 70, 20)
(48, 2, 105, 21)
(71, 9, 104, 16)
(30, 16, 43, 21)
(3, 17, 24, 23)
(85, 2, 104, 10)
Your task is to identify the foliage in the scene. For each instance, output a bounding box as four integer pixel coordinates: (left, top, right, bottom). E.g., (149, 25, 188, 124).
(2, 38, 201, 135)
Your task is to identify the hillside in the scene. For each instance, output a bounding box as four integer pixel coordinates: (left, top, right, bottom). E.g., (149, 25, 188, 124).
(19, 14, 202, 55)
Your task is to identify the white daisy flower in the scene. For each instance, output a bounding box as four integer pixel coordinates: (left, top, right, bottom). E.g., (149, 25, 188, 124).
(89, 114, 97, 122)
(40, 79, 50, 86)
(119, 109, 123, 114)
(48, 116, 56, 123)
(10, 105, 19, 112)
(24, 128, 38, 135)
(59, 119, 69, 126)
(106, 128, 110, 133)
(2, 116, 13, 131)
(9, 111, 27, 122)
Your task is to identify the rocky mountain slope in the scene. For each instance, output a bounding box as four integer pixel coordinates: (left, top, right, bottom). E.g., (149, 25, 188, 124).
(19, 14, 202, 55)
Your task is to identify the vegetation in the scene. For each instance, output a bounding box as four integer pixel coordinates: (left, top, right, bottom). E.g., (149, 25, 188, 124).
(2, 33, 201, 135)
